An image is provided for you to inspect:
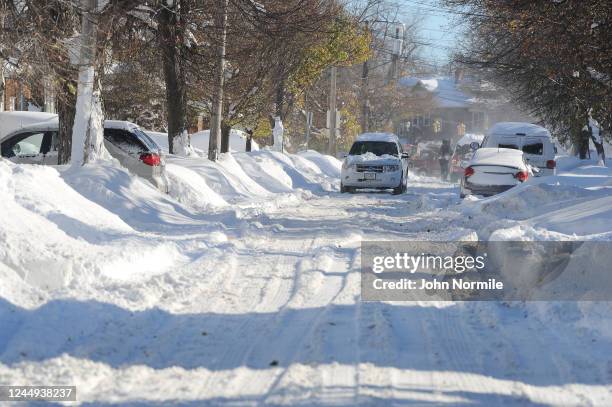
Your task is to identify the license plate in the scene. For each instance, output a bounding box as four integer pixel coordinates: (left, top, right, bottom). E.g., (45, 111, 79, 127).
(364, 172, 376, 180)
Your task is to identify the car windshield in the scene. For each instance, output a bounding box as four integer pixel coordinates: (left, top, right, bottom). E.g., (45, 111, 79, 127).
(349, 141, 398, 156)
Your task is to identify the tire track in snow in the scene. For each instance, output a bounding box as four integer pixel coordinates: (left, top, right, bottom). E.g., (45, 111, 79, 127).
(257, 248, 355, 405)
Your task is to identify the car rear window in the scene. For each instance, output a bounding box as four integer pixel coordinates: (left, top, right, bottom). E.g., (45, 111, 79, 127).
(133, 128, 161, 152)
(522, 142, 543, 155)
(349, 141, 398, 156)
(104, 128, 147, 154)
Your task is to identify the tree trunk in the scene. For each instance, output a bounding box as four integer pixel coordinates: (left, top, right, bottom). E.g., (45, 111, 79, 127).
(208, 0, 228, 161)
(158, 0, 188, 155)
(57, 79, 77, 164)
(72, 0, 103, 166)
(220, 121, 231, 153)
(0, 64, 4, 112)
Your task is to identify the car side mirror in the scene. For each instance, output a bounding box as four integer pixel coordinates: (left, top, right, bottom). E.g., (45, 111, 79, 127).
(342, 153, 348, 158)
(469, 142, 480, 151)
(401, 152, 409, 159)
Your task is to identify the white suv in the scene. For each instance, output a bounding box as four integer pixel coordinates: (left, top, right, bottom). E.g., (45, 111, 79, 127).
(341, 133, 409, 194)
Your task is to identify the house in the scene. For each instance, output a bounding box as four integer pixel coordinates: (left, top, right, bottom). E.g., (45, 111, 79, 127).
(397, 73, 534, 144)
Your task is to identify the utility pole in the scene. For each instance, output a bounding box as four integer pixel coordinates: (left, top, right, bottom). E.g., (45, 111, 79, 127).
(208, 0, 228, 161)
(361, 21, 369, 133)
(328, 66, 337, 157)
(387, 24, 403, 84)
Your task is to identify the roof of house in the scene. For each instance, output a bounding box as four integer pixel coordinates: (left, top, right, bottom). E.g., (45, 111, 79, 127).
(399, 76, 472, 109)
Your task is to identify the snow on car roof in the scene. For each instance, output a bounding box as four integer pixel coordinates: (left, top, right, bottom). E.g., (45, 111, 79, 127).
(355, 133, 399, 143)
(456, 133, 484, 146)
(470, 147, 525, 168)
(0, 111, 57, 139)
(1, 117, 143, 142)
(104, 120, 140, 131)
(488, 122, 551, 138)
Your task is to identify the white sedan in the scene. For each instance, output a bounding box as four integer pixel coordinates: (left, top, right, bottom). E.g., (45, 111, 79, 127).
(460, 147, 532, 198)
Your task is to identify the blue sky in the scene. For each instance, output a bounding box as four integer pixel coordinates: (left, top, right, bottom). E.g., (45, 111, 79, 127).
(398, 0, 462, 65)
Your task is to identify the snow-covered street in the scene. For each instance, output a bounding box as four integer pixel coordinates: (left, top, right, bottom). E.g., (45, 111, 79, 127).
(1, 151, 611, 405)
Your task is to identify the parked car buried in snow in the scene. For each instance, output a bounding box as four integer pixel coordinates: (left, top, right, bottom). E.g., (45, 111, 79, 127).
(341, 133, 409, 194)
(460, 147, 532, 198)
(0, 112, 169, 192)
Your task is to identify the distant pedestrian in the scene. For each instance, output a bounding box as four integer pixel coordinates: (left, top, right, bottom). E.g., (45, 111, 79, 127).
(439, 139, 451, 181)
(246, 128, 253, 152)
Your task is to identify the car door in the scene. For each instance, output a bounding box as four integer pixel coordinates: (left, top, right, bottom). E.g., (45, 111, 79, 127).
(520, 137, 546, 169)
(0, 131, 47, 164)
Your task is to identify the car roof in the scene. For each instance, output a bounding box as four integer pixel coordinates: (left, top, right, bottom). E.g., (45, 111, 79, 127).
(0, 117, 143, 143)
(456, 133, 484, 146)
(0, 111, 57, 139)
(104, 120, 140, 131)
(470, 147, 525, 167)
(487, 122, 551, 138)
(355, 132, 399, 143)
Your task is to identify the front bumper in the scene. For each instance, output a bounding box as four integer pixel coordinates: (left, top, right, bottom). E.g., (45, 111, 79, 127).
(342, 169, 402, 189)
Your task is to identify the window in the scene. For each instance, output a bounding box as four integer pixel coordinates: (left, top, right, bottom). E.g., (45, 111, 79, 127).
(499, 143, 519, 150)
(349, 141, 399, 157)
(133, 128, 161, 152)
(522, 142, 543, 155)
(1, 132, 45, 158)
(103, 128, 147, 154)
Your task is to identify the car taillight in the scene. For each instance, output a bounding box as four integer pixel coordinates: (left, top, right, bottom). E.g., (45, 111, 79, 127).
(546, 160, 556, 169)
(140, 153, 161, 166)
(464, 166, 474, 177)
(514, 171, 528, 182)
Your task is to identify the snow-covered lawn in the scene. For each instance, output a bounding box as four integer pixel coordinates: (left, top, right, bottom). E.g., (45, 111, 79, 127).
(0, 151, 611, 405)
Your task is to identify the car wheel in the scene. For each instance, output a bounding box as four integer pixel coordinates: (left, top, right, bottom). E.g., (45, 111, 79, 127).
(392, 177, 404, 195)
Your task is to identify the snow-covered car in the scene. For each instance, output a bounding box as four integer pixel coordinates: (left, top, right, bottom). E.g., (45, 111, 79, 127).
(481, 122, 556, 176)
(341, 133, 409, 194)
(0, 113, 169, 192)
(449, 133, 484, 183)
(460, 147, 531, 198)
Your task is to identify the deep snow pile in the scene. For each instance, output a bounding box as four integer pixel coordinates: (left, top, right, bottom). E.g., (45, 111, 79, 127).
(145, 129, 259, 155)
(163, 150, 340, 211)
(0, 149, 341, 309)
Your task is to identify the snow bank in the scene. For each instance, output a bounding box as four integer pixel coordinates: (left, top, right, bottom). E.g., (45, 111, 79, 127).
(0, 160, 187, 306)
(163, 150, 341, 207)
(145, 129, 259, 155)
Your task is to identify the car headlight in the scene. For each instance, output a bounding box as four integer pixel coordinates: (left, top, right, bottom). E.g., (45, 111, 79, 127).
(383, 164, 400, 172)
